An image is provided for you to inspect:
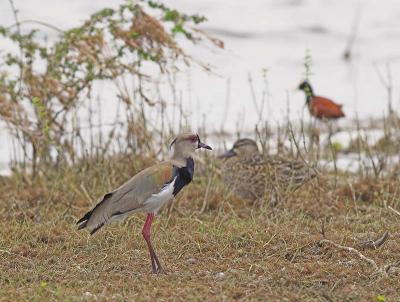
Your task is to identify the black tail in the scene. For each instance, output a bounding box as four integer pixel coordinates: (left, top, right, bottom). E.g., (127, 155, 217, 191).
(89, 223, 104, 235)
(77, 209, 92, 230)
(76, 210, 104, 235)
(76, 192, 113, 234)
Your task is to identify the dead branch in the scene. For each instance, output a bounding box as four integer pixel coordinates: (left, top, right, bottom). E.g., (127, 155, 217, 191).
(320, 239, 379, 271)
(321, 237, 400, 277)
(358, 231, 389, 249)
(379, 260, 400, 275)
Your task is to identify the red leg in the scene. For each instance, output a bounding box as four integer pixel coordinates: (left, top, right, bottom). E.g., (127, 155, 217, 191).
(142, 213, 164, 274)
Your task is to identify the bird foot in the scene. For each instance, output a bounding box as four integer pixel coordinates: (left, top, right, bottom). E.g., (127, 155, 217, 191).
(152, 266, 166, 275)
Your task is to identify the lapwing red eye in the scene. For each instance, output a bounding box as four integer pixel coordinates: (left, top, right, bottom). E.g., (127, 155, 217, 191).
(188, 134, 199, 143)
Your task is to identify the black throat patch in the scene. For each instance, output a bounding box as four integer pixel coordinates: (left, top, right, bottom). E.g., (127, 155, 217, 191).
(172, 157, 194, 196)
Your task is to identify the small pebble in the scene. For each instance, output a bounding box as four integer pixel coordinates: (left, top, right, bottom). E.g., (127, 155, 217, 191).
(83, 291, 95, 298)
(215, 272, 226, 280)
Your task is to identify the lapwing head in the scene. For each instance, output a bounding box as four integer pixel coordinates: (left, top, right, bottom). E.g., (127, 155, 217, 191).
(219, 138, 259, 159)
(170, 133, 212, 159)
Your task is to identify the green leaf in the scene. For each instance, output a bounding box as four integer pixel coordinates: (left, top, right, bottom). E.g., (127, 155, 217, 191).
(164, 10, 180, 22)
(40, 281, 48, 288)
(376, 295, 385, 302)
(191, 14, 207, 24)
(172, 23, 185, 34)
(0, 26, 7, 36)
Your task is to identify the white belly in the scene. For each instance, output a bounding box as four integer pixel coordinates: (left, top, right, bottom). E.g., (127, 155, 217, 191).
(142, 177, 176, 213)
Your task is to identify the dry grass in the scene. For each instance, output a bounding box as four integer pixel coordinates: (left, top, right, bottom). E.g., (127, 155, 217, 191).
(1, 1, 399, 301)
(0, 156, 399, 301)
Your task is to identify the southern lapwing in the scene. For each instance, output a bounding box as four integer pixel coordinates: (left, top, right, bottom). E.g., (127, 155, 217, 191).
(77, 133, 212, 274)
(298, 81, 345, 120)
(219, 138, 315, 203)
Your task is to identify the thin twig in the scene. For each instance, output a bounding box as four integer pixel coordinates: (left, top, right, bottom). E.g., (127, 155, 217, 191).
(8, 0, 23, 93)
(388, 205, 400, 217)
(199, 176, 212, 214)
(320, 219, 326, 238)
(343, 3, 363, 60)
(320, 239, 379, 271)
(80, 183, 94, 204)
(288, 122, 322, 178)
(7, 19, 64, 32)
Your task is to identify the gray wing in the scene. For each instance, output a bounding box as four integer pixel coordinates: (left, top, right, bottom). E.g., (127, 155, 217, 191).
(77, 161, 173, 234)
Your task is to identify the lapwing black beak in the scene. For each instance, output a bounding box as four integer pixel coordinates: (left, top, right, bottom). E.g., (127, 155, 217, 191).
(217, 149, 236, 158)
(198, 142, 212, 150)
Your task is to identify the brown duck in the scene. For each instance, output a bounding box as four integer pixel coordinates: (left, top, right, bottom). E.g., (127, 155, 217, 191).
(219, 138, 316, 202)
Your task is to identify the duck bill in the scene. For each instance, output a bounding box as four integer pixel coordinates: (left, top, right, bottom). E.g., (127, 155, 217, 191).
(198, 142, 212, 150)
(217, 149, 236, 158)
